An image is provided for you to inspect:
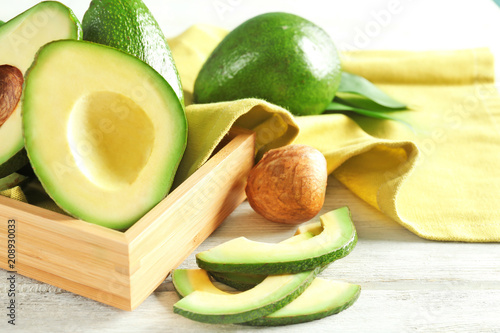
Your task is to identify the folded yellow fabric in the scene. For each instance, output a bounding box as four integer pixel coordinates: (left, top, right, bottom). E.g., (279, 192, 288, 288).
(2, 25, 499, 242)
(0, 187, 27, 202)
(169, 25, 500, 242)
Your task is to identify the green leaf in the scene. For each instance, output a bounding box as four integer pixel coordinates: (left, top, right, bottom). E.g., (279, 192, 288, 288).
(325, 101, 414, 131)
(338, 72, 407, 109)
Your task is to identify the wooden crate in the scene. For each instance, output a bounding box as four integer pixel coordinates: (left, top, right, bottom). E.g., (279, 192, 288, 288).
(0, 127, 255, 311)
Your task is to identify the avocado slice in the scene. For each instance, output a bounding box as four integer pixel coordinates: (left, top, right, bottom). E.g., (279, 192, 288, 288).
(82, 0, 184, 106)
(173, 268, 360, 326)
(196, 207, 357, 274)
(0, 173, 28, 191)
(173, 268, 318, 324)
(193, 12, 341, 116)
(243, 278, 361, 326)
(22, 40, 187, 229)
(0, 1, 81, 178)
(209, 231, 315, 290)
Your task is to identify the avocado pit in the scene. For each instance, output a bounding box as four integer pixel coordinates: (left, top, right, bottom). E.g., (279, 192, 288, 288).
(0, 65, 23, 128)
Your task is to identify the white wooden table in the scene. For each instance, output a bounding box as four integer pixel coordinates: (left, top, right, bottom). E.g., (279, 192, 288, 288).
(2, 0, 500, 332)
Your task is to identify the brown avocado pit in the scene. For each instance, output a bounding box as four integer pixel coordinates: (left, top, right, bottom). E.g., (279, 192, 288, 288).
(0, 65, 23, 128)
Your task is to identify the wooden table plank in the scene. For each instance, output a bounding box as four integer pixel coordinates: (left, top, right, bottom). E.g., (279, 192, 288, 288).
(2, 177, 499, 332)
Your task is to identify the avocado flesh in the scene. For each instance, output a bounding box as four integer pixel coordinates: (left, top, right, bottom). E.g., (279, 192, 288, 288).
(295, 221, 324, 236)
(173, 268, 318, 324)
(196, 207, 357, 274)
(22, 40, 187, 229)
(193, 12, 341, 116)
(82, 0, 184, 106)
(173, 269, 360, 326)
(0, 1, 81, 178)
(0, 172, 28, 191)
(209, 232, 315, 290)
(172, 269, 228, 297)
(244, 278, 361, 326)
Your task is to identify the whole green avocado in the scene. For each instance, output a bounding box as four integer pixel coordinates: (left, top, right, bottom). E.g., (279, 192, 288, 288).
(82, 0, 184, 106)
(193, 12, 341, 116)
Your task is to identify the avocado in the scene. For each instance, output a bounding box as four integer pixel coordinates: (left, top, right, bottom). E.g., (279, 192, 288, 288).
(244, 278, 361, 326)
(22, 40, 187, 229)
(196, 207, 357, 274)
(172, 268, 228, 298)
(0, 20, 4, 26)
(173, 268, 319, 324)
(173, 269, 360, 326)
(82, 0, 184, 106)
(209, 231, 315, 290)
(0, 1, 81, 178)
(193, 12, 341, 116)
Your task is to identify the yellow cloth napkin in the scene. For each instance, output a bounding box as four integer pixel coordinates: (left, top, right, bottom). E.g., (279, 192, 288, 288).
(2, 25, 499, 242)
(0, 187, 27, 202)
(169, 25, 500, 242)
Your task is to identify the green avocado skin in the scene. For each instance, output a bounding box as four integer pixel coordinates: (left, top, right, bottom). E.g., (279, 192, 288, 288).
(82, 0, 184, 106)
(193, 12, 341, 116)
(209, 271, 266, 291)
(0, 149, 29, 179)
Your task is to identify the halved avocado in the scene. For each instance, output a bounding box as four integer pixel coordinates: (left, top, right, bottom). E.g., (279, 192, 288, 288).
(196, 207, 357, 274)
(22, 40, 187, 229)
(0, 1, 81, 178)
(173, 268, 318, 324)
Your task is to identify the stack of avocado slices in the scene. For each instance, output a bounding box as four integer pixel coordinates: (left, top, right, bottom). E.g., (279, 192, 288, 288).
(172, 206, 361, 326)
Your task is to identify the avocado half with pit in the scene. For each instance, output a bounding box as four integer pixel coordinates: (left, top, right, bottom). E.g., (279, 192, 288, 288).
(0, 1, 82, 178)
(22, 40, 187, 229)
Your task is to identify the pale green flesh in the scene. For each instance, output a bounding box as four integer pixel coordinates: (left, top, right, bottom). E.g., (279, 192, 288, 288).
(263, 278, 360, 318)
(209, 232, 316, 289)
(295, 221, 324, 236)
(174, 269, 315, 315)
(172, 269, 360, 325)
(0, 172, 28, 191)
(197, 207, 355, 264)
(173, 269, 228, 297)
(22, 40, 187, 229)
(0, 1, 81, 170)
